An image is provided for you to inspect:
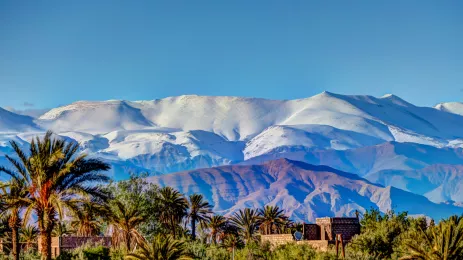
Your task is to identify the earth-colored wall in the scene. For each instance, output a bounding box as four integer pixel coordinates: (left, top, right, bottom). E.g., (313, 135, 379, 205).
(39, 236, 111, 258)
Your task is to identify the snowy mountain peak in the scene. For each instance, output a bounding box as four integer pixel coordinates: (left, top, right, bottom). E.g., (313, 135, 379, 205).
(435, 102, 463, 116)
(0, 107, 40, 132)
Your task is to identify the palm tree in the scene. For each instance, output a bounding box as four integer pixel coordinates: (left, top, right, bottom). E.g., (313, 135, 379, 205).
(70, 199, 109, 236)
(0, 178, 28, 260)
(0, 131, 111, 260)
(258, 205, 287, 235)
(207, 215, 227, 244)
(158, 187, 188, 238)
(230, 208, 262, 244)
(20, 225, 38, 252)
(51, 221, 74, 237)
(108, 197, 146, 251)
(125, 234, 190, 260)
(401, 215, 463, 260)
(280, 218, 295, 234)
(186, 194, 212, 240)
(221, 234, 244, 257)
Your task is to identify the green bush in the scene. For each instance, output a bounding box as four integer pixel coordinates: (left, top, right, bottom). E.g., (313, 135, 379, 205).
(55, 251, 75, 260)
(184, 240, 231, 260)
(55, 245, 111, 260)
(109, 248, 125, 260)
(82, 245, 110, 260)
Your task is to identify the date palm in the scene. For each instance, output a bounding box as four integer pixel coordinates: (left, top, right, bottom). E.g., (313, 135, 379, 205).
(258, 205, 287, 235)
(186, 194, 212, 240)
(52, 221, 74, 237)
(0, 178, 28, 260)
(125, 234, 190, 260)
(230, 208, 262, 244)
(221, 234, 244, 255)
(207, 215, 227, 244)
(0, 131, 111, 260)
(401, 215, 463, 260)
(108, 197, 146, 251)
(70, 199, 109, 236)
(158, 187, 188, 238)
(21, 225, 38, 251)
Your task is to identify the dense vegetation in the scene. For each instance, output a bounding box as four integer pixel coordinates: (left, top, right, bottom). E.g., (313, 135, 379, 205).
(0, 133, 462, 260)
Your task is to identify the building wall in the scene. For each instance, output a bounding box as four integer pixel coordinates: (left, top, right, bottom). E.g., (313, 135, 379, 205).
(316, 217, 360, 241)
(40, 236, 111, 258)
(303, 224, 320, 240)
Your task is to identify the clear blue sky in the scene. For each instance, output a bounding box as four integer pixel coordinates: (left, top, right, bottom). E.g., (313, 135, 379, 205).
(0, 1, 462, 110)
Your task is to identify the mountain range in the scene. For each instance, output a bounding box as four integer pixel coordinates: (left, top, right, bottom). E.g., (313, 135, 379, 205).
(0, 92, 462, 220)
(146, 158, 463, 222)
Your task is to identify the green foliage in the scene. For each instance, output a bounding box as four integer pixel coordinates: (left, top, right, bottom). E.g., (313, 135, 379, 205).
(184, 240, 230, 260)
(348, 209, 410, 259)
(400, 215, 463, 259)
(186, 193, 212, 240)
(234, 241, 271, 260)
(0, 131, 111, 260)
(258, 206, 287, 235)
(82, 246, 111, 260)
(106, 173, 162, 250)
(230, 208, 262, 244)
(125, 234, 190, 260)
(55, 251, 75, 260)
(270, 243, 338, 260)
(19, 251, 41, 260)
(54, 245, 111, 260)
(158, 187, 188, 239)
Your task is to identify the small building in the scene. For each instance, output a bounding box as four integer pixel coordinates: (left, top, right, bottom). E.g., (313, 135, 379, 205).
(316, 217, 360, 241)
(261, 217, 360, 251)
(38, 236, 112, 258)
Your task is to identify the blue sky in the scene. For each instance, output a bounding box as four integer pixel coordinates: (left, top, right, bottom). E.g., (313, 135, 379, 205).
(0, 1, 462, 110)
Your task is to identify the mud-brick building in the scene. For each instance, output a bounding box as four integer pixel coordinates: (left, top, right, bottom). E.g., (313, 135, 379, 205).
(38, 236, 111, 258)
(315, 217, 360, 241)
(261, 217, 360, 251)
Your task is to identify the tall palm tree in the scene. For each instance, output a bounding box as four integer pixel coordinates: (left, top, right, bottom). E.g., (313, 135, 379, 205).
(0, 131, 111, 260)
(230, 208, 262, 244)
(0, 178, 28, 260)
(401, 215, 463, 260)
(258, 205, 287, 235)
(186, 194, 212, 240)
(158, 187, 188, 238)
(108, 197, 146, 251)
(221, 234, 244, 256)
(207, 215, 227, 244)
(125, 234, 190, 260)
(70, 199, 109, 236)
(20, 225, 38, 252)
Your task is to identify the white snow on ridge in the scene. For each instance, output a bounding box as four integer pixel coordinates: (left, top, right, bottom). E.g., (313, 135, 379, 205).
(435, 102, 463, 116)
(0, 91, 462, 177)
(0, 107, 40, 132)
(243, 124, 386, 159)
(35, 92, 463, 143)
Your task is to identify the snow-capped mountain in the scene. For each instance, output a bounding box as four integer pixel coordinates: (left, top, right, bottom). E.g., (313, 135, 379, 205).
(1, 92, 462, 179)
(1, 92, 462, 218)
(243, 141, 463, 177)
(0, 107, 40, 132)
(435, 102, 463, 116)
(35, 92, 463, 145)
(146, 159, 463, 222)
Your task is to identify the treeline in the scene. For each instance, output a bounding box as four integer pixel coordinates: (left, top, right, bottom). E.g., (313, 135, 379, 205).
(0, 132, 462, 260)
